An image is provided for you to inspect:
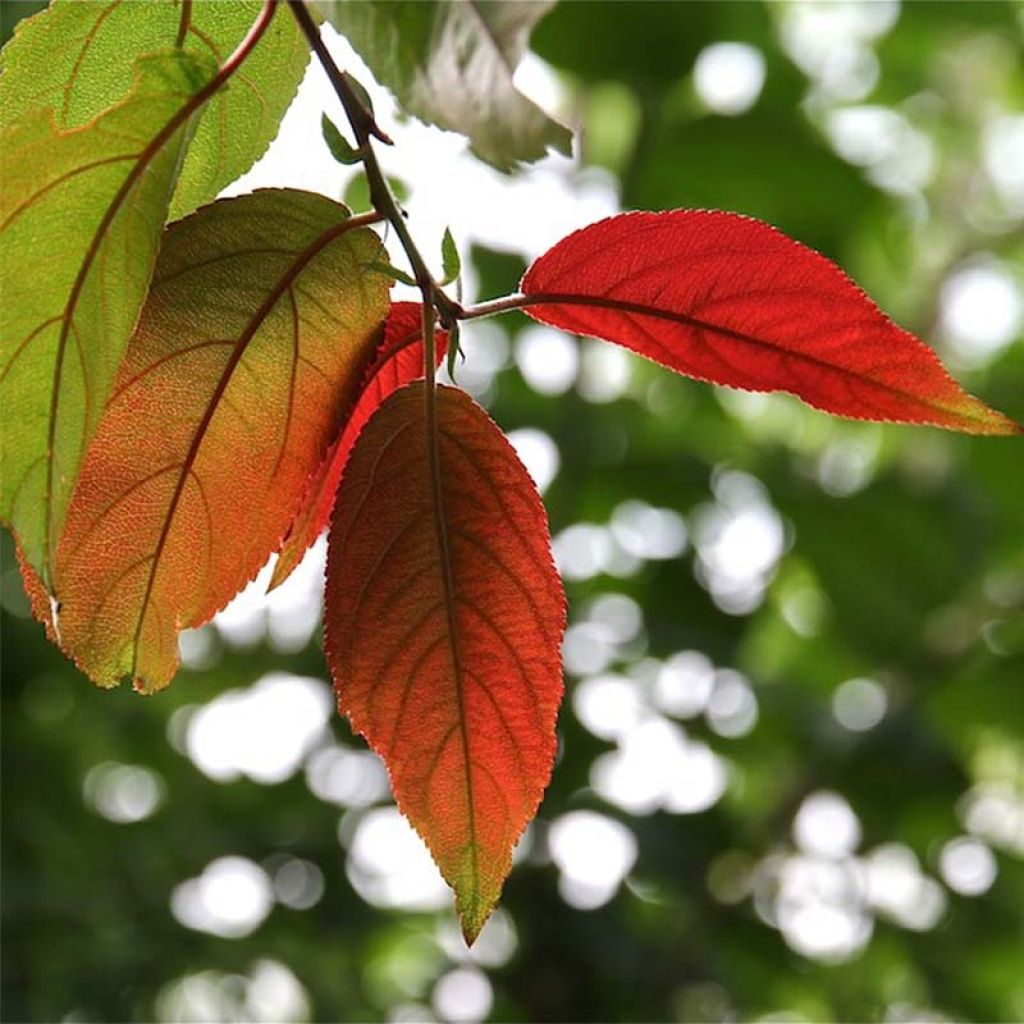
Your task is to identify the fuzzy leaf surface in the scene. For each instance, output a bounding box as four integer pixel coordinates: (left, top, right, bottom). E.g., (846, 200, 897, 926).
(0, 0, 309, 220)
(270, 302, 448, 591)
(317, 0, 571, 171)
(521, 210, 1020, 434)
(325, 383, 565, 942)
(49, 190, 390, 691)
(0, 50, 216, 586)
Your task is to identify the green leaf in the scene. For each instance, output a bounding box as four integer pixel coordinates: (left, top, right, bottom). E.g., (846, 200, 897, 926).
(0, 50, 217, 586)
(317, 0, 572, 171)
(363, 261, 418, 287)
(441, 227, 461, 285)
(0, 0, 309, 220)
(321, 113, 364, 164)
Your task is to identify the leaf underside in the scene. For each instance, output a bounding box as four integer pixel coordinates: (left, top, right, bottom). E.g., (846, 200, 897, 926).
(317, 0, 571, 171)
(521, 210, 1020, 435)
(0, 50, 216, 586)
(325, 382, 566, 942)
(49, 189, 390, 692)
(0, 0, 310, 220)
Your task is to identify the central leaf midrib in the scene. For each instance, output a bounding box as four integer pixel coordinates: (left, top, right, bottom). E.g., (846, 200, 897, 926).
(525, 291, 981, 424)
(424, 388, 481, 912)
(127, 218, 357, 681)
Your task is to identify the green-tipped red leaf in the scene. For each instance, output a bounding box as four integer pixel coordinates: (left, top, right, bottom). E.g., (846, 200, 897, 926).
(48, 190, 390, 691)
(521, 210, 1020, 434)
(270, 302, 448, 591)
(325, 383, 566, 942)
(0, 50, 216, 588)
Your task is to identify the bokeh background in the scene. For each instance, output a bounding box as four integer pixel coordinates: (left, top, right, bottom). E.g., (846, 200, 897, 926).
(3, 1, 1023, 1021)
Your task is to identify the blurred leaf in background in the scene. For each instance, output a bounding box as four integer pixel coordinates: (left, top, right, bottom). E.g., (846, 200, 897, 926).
(3, 1, 1023, 1022)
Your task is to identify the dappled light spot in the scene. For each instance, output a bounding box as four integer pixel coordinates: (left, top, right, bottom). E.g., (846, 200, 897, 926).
(940, 260, 1023, 368)
(506, 427, 560, 493)
(271, 857, 325, 911)
(83, 762, 163, 823)
(562, 621, 616, 677)
(776, 856, 873, 962)
(586, 592, 644, 645)
(178, 625, 220, 672)
(552, 524, 614, 581)
(577, 341, 632, 404)
(706, 670, 759, 738)
(793, 791, 862, 859)
(185, 673, 332, 784)
(345, 807, 450, 913)
(548, 810, 638, 910)
(171, 856, 273, 939)
(779, 2, 896, 102)
(815, 435, 879, 497)
(824, 105, 934, 195)
(959, 782, 1024, 856)
(864, 843, 947, 931)
(610, 500, 687, 561)
(832, 677, 887, 732)
(694, 471, 785, 615)
(514, 325, 579, 396)
(592, 718, 727, 816)
(939, 837, 997, 896)
(306, 745, 391, 808)
(432, 967, 493, 1024)
(984, 114, 1024, 214)
(654, 651, 715, 719)
(693, 43, 766, 117)
(155, 960, 309, 1023)
(573, 673, 646, 742)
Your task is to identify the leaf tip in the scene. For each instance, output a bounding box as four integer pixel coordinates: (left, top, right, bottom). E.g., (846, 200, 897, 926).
(456, 895, 495, 948)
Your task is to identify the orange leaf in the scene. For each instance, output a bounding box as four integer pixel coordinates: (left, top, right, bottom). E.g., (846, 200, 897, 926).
(325, 382, 566, 942)
(49, 190, 390, 691)
(269, 301, 448, 591)
(522, 210, 1020, 434)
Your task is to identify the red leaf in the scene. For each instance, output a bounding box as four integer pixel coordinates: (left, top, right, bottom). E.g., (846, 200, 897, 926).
(48, 190, 390, 691)
(269, 302, 448, 591)
(325, 382, 565, 942)
(521, 210, 1020, 434)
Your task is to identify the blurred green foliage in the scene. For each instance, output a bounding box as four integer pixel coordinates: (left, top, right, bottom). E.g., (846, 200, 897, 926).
(3, 1, 1023, 1022)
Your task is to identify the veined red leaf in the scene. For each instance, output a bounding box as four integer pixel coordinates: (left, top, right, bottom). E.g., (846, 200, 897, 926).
(0, 50, 217, 589)
(520, 210, 1020, 435)
(325, 382, 566, 942)
(269, 301, 449, 591)
(49, 190, 391, 692)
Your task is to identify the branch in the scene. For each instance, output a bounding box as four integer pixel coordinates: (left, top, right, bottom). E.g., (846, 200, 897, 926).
(286, 0, 462, 373)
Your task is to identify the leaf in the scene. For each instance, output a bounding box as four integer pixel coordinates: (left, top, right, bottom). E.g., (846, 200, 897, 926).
(0, 0, 309, 220)
(441, 227, 461, 286)
(317, 0, 571, 171)
(321, 112, 363, 164)
(0, 50, 217, 587)
(324, 382, 566, 942)
(47, 189, 391, 691)
(520, 210, 1021, 435)
(270, 302, 449, 591)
